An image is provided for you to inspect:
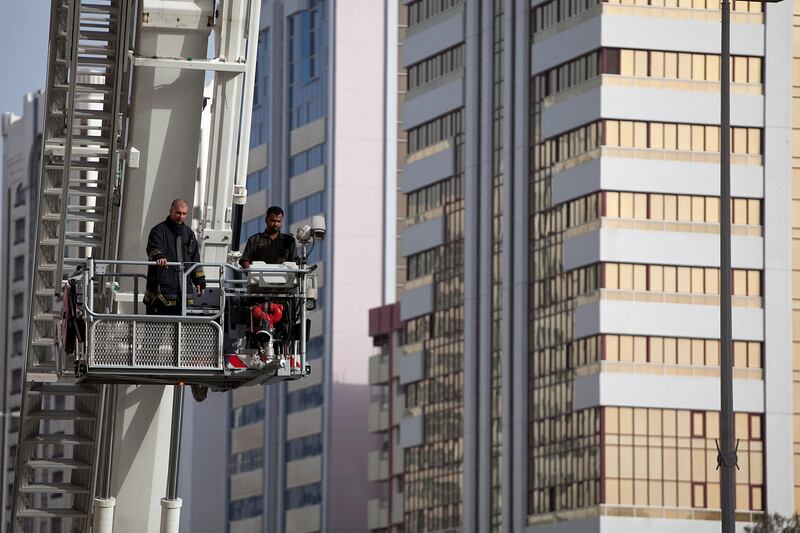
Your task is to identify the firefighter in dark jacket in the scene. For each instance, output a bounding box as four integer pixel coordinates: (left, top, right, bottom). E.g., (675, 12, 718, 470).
(144, 199, 206, 315)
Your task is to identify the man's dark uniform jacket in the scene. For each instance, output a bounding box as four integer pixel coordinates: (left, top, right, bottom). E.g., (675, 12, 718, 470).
(145, 216, 206, 307)
(240, 231, 298, 265)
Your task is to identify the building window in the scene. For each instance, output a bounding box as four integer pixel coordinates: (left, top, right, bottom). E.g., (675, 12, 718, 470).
(285, 433, 323, 462)
(14, 184, 25, 207)
(246, 168, 269, 195)
(13, 219, 25, 245)
(289, 144, 326, 177)
(289, 191, 325, 223)
(13, 256, 25, 282)
(12, 331, 23, 356)
(228, 495, 263, 521)
(230, 401, 265, 429)
(229, 448, 264, 475)
(240, 217, 263, 248)
(12, 294, 23, 319)
(602, 408, 764, 510)
(306, 336, 324, 360)
(286, 384, 323, 415)
(284, 482, 322, 510)
(10, 370, 21, 395)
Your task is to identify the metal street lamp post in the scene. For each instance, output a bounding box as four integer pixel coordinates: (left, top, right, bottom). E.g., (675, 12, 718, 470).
(719, 0, 781, 531)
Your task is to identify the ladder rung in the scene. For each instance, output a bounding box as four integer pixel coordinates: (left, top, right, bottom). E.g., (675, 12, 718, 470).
(20, 483, 90, 494)
(32, 313, 60, 322)
(42, 212, 105, 224)
(31, 338, 56, 347)
(77, 45, 115, 55)
(44, 141, 108, 157)
(28, 384, 97, 397)
(26, 434, 94, 446)
(34, 288, 57, 298)
(42, 237, 103, 247)
(16, 508, 88, 518)
(79, 31, 116, 42)
(45, 186, 107, 197)
(79, 5, 116, 14)
(46, 161, 109, 171)
(26, 459, 92, 470)
(26, 410, 95, 421)
(70, 56, 115, 67)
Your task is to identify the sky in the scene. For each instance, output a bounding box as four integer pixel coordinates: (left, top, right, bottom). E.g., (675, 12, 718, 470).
(0, 1, 51, 180)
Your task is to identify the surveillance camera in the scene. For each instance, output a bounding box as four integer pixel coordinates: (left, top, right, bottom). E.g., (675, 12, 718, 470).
(311, 215, 326, 240)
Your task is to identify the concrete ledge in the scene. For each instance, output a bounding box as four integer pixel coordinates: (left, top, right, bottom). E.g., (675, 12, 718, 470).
(527, 515, 755, 533)
(532, 14, 763, 75)
(400, 283, 434, 321)
(399, 351, 425, 385)
(403, 146, 455, 193)
(542, 85, 762, 139)
(575, 299, 763, 341)
(403, 7, 464, 67)
(563, 228, 763, 270)
(401, 216, 445, 257)
(400, 415, 424, 448)
(402, 76, 464, 130)
(290, 117, 326, 156)
(247, 143, 268, 174)
(552, 158, 763, 205)
(573, 372, 764, 412)
(289, 165, 325, 203)
(285, 0, 310, 17)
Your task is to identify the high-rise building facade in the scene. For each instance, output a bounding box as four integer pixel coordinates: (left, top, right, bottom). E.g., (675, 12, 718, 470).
(370, 0, 797, 531)
(227, 1, 389, 532)
(1, 93, 44, 532)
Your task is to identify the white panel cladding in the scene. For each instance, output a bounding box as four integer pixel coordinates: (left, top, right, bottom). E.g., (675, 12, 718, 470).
(762, 0, 795, 514)
(552, 158, 763, 205)
(575, 300, 764, 341)
(526, 515, 756, 533)
(230, 517, 262, 533)
(400, 283, 435, 321)
(402, 76, 464, 130)
(403, 145, 455, 193)
(532, 15, 763, 75)
(399, 351, 425, 385)
(242, 188, 267, 223)
(401, 216, 446, 257)
(573, 372, 764, 412)
(286, 406, 323, 441)
(289, 165, 325, 203)
(247, 142, 268, 174)
(399, 414, 425, 448)
(563, 229, 763, 271)
(402, 6, 464, 67)
(541, 85, 763, 139)
(289, 117, 326, 156)
(284, 0, 311, 18)
(230, 423, 264, 454)
(229, 469, 264, 500)
(285, 455, 323, 488)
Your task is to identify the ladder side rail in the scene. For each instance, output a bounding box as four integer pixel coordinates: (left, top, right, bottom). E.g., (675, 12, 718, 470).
(52, 0, 84, 300)
(11, 0, 77, 529)
(98, 0, 135, 264)
(25, 0, 74, 377)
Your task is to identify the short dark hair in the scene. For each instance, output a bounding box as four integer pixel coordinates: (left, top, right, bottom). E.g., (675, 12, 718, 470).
(266, 206, 284, 219)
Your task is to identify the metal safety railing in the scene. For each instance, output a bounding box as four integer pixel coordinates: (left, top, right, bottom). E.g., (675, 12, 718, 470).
(74, 259, 313, 379)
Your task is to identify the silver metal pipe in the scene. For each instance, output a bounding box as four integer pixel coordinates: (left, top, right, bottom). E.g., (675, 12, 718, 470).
(102, 384, 119, 500)
(165, 384, 185, 501)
